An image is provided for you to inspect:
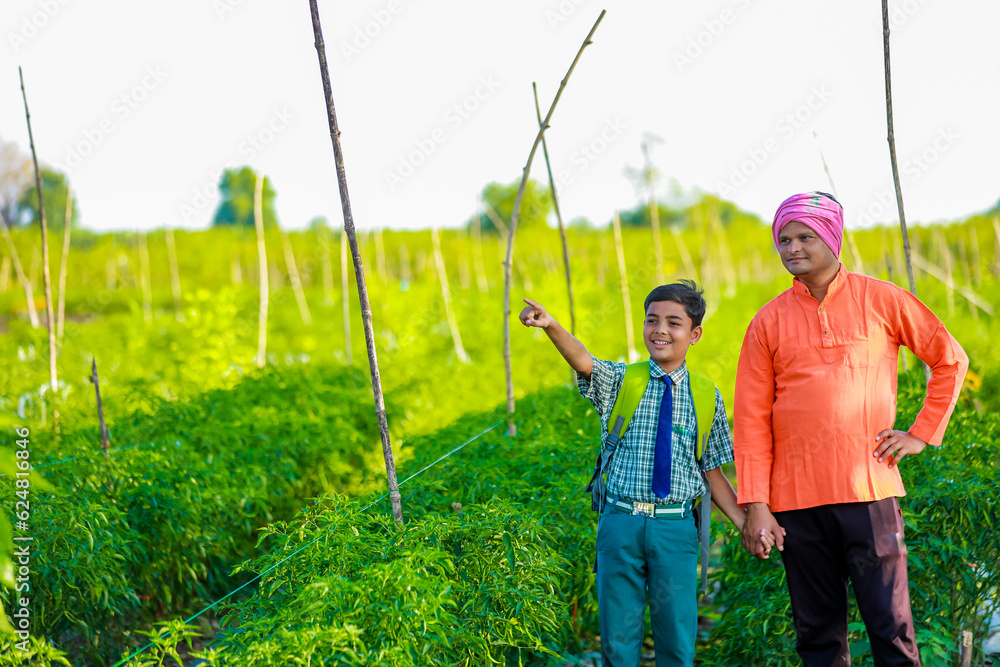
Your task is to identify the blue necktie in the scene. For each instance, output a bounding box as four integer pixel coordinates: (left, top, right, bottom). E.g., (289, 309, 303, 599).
(652, 375, 672, 499)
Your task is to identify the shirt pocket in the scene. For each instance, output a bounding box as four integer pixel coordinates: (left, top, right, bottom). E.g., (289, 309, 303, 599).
(842, 323, 889, 368)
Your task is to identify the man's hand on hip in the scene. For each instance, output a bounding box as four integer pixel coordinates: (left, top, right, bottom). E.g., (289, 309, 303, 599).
(874, 429, 928, 469)
(742, 503, 785, 559)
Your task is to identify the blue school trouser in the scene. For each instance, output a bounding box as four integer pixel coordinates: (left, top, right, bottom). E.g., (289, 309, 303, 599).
(596, 505, 699, 667)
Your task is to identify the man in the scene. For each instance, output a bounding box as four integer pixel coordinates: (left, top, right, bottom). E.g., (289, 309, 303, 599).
(734, 191, 969, 666)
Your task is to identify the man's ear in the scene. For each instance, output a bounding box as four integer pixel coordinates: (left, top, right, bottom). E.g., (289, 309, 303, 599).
(690, 325, 703, 344)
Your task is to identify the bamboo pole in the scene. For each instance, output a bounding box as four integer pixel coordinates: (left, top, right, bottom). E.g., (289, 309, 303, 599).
(231, 256, 242, 284)
(165, 227, 183, 322)
(532, 81, 576, 335)
(992, 217, 1000, 279)
(958, 630, 972, 667)
(456, 227, 470, 290)
(309, 0, 401, 524)
(319, 225, 334, 304)
(138, 231, 152, 323)
(253, 173, 268, 369)
(968, 226, 981, 286)
(502, 10, 605, 436)
(613, 211, 639, 363)
(936, 232, 955, 316)
(88, 358, 110, 459)
(641, 139, 665, 285)
(20, 66, 57, 391)
(472, 213, 489, 294)
(0, 257, 9, 291)
(0, 211, 39, 327)
(340, 226, 352, 365)
(374, 226, 387, 283)
(280, 229, 313, 325)
(881, 1, 916, 297)
(431, 228, 470, 363)
(56, 185, 72, 338)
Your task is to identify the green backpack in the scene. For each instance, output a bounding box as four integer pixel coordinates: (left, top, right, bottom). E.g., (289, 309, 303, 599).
(584, 362, 719, 595)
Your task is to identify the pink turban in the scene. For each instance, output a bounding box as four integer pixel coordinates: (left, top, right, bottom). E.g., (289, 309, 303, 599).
(772, 192, 844, 258)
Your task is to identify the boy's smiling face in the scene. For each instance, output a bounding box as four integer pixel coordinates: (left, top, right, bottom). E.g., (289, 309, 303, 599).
(643, 300, 702, 373)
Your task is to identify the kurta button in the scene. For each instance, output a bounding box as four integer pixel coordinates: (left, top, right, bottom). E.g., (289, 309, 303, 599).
(823, 330, 828, 335)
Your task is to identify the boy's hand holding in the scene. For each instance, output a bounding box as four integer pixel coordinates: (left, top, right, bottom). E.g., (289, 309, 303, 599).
(519, 298, 553, 329)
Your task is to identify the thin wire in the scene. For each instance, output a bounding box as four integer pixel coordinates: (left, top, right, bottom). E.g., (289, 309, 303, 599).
(111, 420, 504, 667)
(0, 440, 169, 478)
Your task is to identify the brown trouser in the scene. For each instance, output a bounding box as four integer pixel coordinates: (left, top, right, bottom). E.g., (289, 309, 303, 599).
(774, 498, 920, 667)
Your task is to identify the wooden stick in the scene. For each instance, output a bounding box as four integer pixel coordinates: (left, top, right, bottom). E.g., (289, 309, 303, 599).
(613, 211, 639, 363)
(472, 212, 489, 294)
(641, 139, 665, 285)
(88, 358, 110, 459)
(502, 10, 606, 436)
(280, 229, 313, 325)
(165, 227, 183, 322)
(533, 81, 576, 335)
(253, 173, 268, 369)
(0, 257, 9, 292)
(0, 212, 39, 327)
(138, 230, 152, 323)
(56, 184, 72, 338)
(432, 228, 470, 363)
(340, 226, 352, 365)
(19, 66, 56, 391)
(309, 0, 402, 525)
(881, 1, 917, 297)
(231, 256, 242, 285)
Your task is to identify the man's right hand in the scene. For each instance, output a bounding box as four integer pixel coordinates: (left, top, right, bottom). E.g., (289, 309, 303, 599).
(742, 503, 785, 559)
(519, 298, 554, 329)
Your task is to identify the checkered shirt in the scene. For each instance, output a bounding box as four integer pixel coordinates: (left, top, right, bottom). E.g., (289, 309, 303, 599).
(578, 356, 734, 505)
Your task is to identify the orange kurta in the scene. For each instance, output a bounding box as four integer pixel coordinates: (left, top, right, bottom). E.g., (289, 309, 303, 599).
(734, 267, 968, 512)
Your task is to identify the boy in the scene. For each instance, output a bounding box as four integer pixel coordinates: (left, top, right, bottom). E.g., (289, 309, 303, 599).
(519, 281, 771, 667)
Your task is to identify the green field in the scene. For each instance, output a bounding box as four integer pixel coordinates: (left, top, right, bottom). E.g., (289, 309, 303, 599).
(1, 197, 998, 665)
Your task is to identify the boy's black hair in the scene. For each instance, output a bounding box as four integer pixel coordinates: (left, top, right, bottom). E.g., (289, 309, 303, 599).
(644, 280, 706, 328)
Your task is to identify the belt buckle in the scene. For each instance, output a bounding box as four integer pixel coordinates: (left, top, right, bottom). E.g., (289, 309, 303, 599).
(632, 501, 655, 517)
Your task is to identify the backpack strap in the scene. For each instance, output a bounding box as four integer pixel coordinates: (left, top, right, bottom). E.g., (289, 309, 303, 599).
(688, 371, 718, 596)
(585, 362, 649, 513)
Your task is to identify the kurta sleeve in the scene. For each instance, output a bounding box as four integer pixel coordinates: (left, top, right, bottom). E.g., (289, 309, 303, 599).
(734, 316, 776, 505)
(893, 289, 969, 446)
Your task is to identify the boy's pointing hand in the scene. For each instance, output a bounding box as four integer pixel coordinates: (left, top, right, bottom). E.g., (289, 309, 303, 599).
(519, 298, 553, 329)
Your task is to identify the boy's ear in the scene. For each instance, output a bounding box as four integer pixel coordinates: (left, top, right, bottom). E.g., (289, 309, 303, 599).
(690, 325, 703, 344)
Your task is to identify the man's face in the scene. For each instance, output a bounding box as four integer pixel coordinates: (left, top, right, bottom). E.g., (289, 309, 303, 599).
(777, 221, 839, 278)
(643, 300, 701, 372)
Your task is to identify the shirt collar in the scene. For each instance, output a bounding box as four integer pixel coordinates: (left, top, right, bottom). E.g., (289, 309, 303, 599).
(648, 359, 688, 386)
(792, 263, 848, 300)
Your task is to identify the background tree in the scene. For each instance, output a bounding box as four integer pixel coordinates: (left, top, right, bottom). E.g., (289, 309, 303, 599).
(212, 166, 278, 228)
(475, 178, 552, 234)
(14, 165, 78, 231)
(0, 139, 33, 226)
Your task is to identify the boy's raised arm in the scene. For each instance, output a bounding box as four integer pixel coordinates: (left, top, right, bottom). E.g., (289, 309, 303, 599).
(519, 298, 594, 380)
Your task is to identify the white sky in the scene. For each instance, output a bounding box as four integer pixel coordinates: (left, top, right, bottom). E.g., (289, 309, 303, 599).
(2, 0, 998, 232)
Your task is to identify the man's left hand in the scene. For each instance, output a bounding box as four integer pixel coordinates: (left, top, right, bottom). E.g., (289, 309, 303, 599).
(874, 430, 928, 468)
